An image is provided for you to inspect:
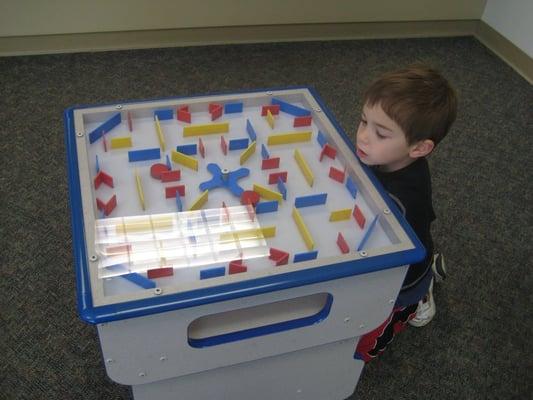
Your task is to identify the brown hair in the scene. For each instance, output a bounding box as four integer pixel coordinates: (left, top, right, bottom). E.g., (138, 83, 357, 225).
(363, 63, 457, 145)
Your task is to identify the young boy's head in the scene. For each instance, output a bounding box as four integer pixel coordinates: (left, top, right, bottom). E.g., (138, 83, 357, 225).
(356, 64, 457, 172)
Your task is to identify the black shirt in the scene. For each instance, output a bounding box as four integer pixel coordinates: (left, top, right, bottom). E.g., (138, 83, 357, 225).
(371, 158, 435, 289)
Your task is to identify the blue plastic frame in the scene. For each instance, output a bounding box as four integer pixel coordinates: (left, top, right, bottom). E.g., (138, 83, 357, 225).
(64, 86, 426, 325)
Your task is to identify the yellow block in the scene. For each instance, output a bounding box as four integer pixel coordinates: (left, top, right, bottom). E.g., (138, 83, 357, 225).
(110, 136, 132, 149)
(172, 150, 198, 171)
(135, 170, 145, 211)
(292, 207, 314, 250)
(329, 208, 352, 222)
(183, 122, 229, 137)
(154, 115, 166, 151)
(266, 109, 275, 129)
(219, 226, 276, 242)
(294, 149, 314, 187)
(253, 183, 283, 203)
(240, 140, 257, 165)
(267, 131, 312, 145)
(189, 190, 209, 211)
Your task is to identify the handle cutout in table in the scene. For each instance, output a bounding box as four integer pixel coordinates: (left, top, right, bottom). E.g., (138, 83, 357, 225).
(188, 292, 333, 348)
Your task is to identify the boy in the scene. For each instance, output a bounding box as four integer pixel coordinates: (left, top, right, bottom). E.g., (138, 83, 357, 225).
(354, 64, 456, 362)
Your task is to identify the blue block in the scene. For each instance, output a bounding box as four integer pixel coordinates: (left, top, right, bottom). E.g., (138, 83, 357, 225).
(277, 178, 287, 200)
(271, 98, 311, 117)
(357, 215, 379, 251)
(89, 113, 121, 144)
(346, 177, 358, 199)
(175, 191, 183, 212)
(294, 193, 328, 208)
(154, 109, 174, 120)
(246, 119, 257, 141)
(200, 266, 226, 280)
(123, 272, 156, 289)
(224, 102, 243, 113)
(317, 131, 327, 148)
(261, 144, 270, 160)
(229, 138, 249, 150)
(176, 144, 198, 155)
(294, 251, 318, 263)
(255, 200, 279, 214)
(128, 148, 161, 162)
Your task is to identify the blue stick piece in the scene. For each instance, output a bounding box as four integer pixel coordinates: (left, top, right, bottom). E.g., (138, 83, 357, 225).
(199, 163, 250, 197)
(294, 193, 328, 208)
(154, 109, 174, 120)
(261, 143, 270, 160)
(176, 192, 183, 212)
(271, 98, 311, 117)
(277, 178, 287, 200)
(246, 119, 257, 141)
(89, 113, 121, 144)
(317, 131, 327, 148)
(200, 266, 226, 280)
(176, 143, 198, 155)
(108, 264, 157, 289)
(95, 155, 100, 173)
(357, 215, 379, 252)
(166, 154, 172, 170)
(294, 251, 318, 263)
(128, 148, 161, 162)
(255, 200, 279, 214)
(346, 176, 358, 199)
(224, 102, 244, 114)
(229, 138, 249, 151)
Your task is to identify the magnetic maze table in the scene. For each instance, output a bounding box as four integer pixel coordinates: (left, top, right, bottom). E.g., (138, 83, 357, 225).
(64, 88, 425, 400)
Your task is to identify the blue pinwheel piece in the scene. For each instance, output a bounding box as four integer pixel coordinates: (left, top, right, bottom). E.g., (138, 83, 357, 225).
(199, 163, 250, 197)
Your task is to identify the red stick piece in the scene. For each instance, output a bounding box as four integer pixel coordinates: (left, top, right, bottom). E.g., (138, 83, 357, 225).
(150, 163, 170, 179)
(268, 171, 288, 184)
(165, 185, 185, 198)
(127, 111, 133, 132)
(269, 248, 289, 266)
(221, 201, 230, 223)
(102, 131, 107, 152)
(261, 157, 280, 170)
(221, 136, 228, 155)
(177, 109, 191, 123)
(229, 260, 248, 274)
(106, 244, 131, 254)
(94, 171, 114, 189)
(210, 104, 223, 121)
(353, 205, 366, 229)
(199, 138, 205, 158)
(147, 267, 174, 279)
(261, 105, 280, 116)
(329, 166, 345, 183)
(179, 105, 189, 112)
(293, 115, 312, 127)
(337, 232, 350, 254)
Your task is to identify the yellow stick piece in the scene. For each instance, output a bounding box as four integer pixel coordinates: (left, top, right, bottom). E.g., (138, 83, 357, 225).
(135, 170, 145, 210)
(266, 109, 275, 129)
(253, 183, 283, 203)
(329, 208, 352, 222)
(189, 190, 209, 211)
(110, 136, 132, 149)
(183, 122, 229, 137)
(219, 226, 276, 242)
(117, 216, 173, 235)
(172, 150, 198, 171)
(294, 149, 314, 187)
(154, 115, 166, 151)
(240, 140, 257, 165)
(292, 207, 314, 250)
(267, 131, 312, 145)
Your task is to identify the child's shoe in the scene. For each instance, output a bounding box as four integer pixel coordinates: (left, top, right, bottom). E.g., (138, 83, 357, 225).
(431, 253, 446, 283)
(408, 279, 436, 327)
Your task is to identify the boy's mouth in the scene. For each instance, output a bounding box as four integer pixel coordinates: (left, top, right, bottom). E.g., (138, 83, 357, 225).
(356, 146, 368, 158)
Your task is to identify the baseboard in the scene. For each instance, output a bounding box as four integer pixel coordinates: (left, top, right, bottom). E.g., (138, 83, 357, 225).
(475, 21, 532, 84)
(0, 20, 477, 57)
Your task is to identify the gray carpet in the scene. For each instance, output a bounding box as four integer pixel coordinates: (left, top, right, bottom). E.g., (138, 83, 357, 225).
(1, 36, 531, 400)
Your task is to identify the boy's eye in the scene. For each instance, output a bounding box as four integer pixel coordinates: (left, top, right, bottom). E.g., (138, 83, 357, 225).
(360, 119, 367, 126)
(376, 131, 387, 139)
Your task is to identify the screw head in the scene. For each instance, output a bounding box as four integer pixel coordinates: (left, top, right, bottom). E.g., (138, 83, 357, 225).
(359, 251, 368, 257)
(383, 208, 391, 215)
(154, 287, 163, 295)
(89, 255, 98, 262)
(115, 104, 123, 110)
(76, 132, 84, 137)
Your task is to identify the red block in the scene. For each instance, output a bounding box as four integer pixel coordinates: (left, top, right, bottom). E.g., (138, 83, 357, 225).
(261, 157, 280, 170)
(229, 260, 248, 274)
(177, 109, 191, 123)
(268, 171, 288, 184)
(337, 232, 350, 254)
(94, 170, 114, 189)
(199, 138, 205, 158)
(165, 185, 185, 198)
(293, 115, 312, 127)
(147, 267, 174, 279)
(269, 247, 289, 266)
(353, 205, 366, 229)
(150, 163, 170, 179)
(179, 105, 189, 112)
(320, 143, 337, 161)
(96, 194, 117, 216)
(210, 104, 223, 121)
(261, 105, 280, 116)
(329, 166, 345, 183)
(161, 170, 181, 182)
(221, 136, 228, 155)
(241, 190, 260, 207)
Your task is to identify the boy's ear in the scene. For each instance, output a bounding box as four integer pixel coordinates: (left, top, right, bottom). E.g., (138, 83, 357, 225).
(409, 139, 435, 158)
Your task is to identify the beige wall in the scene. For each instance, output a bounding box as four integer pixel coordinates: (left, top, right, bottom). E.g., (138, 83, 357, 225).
(1, 0, 487, 37)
